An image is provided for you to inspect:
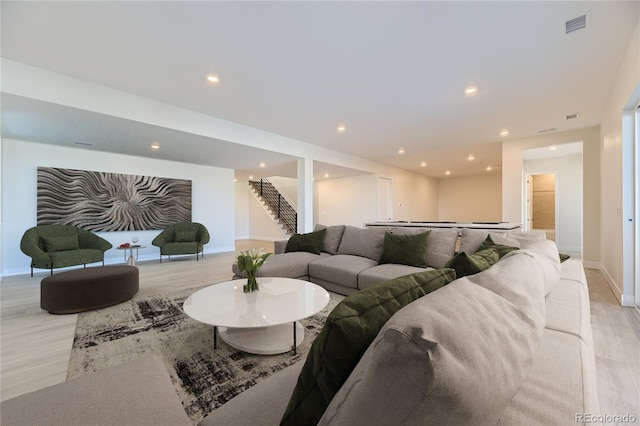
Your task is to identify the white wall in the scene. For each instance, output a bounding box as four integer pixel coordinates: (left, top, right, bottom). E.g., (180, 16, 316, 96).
(438, 173, 502, 222)
(524, 154, 583, 254)
(2, 139, 235, 276)
(316, 171, 439, 227)
(247, 188, 288, 240)
(502, 126, 600, 263)
(600, 17, 640, 304)
(234, 180, 250, 239)
(268, 176, 297, 207)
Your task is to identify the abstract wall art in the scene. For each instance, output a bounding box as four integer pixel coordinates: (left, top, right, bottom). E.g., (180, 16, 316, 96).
(37, 167, 192, 231)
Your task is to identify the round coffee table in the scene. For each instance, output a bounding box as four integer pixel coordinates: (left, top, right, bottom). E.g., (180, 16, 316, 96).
(183, 277, 330, 355)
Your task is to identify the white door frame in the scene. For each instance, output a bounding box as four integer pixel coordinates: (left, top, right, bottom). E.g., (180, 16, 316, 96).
(524, 171, 559, 239)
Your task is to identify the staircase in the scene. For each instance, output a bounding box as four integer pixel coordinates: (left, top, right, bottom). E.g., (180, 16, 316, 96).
(248, 178, 297, 235)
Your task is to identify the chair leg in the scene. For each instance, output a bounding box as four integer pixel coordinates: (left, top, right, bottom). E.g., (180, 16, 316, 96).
(50, 267, 53, 275)
(31, 266, 33, 278)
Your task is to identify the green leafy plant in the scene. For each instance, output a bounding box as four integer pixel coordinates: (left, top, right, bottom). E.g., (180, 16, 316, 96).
(237, 248, 271, 292)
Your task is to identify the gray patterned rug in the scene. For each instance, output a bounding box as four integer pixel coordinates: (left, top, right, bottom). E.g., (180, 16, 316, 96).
(67, 285, 342, 424)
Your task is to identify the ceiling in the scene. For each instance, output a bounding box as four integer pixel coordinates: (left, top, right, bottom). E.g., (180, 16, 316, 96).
(1, 1, 638, 179)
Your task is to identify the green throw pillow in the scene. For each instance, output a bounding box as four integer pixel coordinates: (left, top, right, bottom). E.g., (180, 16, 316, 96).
(444, 247, 500, 278)
(41, 235, 80, 252)
(379, 231, 430, 267)
(477, 235, 519, 258)
(559, 253, 571, 263)
(285, 229, 326, 255)
(280, 268, 457, 426)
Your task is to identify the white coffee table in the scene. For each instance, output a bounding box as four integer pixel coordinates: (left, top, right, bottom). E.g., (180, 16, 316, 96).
(183, 277, 330, 355)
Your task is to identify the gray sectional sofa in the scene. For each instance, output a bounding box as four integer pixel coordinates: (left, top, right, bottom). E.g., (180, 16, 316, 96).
(233, 224, 460, 295)
(2, 226, 600, 426)
(210, 229, 600, 425)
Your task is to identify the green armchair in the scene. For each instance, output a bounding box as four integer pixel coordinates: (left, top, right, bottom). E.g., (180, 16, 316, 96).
(20, 225, 113, 276)
(151, 222, 210, 263)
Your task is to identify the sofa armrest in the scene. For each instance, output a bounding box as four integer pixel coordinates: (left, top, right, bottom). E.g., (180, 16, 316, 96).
(0, 356, 191, 426)
(199, 362, 303, 426)
(274, 239, 289, 254)
(78, 230, 113, 251)
(19, 230, 51, 267)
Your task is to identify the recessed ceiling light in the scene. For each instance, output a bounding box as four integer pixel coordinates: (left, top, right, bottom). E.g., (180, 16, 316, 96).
(420, 161, 427, 167)
(337, 125, 346, 133)
(398, 148, 405, 155)
(150, 142, 160, 150)
(464, 86, 478, 96)
(324, 173, 330, 178)
(500, 129, 510, 136)
(249, 175, 254, 179)
(445, 170, 451, 176)
(259, 162, 266, 168)
(486, 166, 493, 171)
(233, 178, 237, 182)
(206, 74, 220, 84)
(549, 146, 557, 151)
(468, 154, 475, 161)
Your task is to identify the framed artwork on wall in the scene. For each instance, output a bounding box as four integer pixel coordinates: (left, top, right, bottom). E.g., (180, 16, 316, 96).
(37, 167, 192, 231)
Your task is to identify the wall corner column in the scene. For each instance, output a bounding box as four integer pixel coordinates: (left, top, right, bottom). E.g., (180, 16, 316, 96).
(297, 158, 313, 233)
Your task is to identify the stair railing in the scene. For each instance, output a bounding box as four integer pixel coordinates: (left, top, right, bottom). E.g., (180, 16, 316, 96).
(248, 178, 297, 234)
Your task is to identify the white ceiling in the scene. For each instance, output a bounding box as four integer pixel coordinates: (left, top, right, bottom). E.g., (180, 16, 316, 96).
(1, 1, 638, 179)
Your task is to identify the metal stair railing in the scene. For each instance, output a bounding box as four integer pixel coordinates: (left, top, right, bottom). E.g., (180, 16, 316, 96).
(248, 178, 297, 234)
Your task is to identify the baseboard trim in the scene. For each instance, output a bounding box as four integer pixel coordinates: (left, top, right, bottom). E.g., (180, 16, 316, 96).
(581, 261, 601, 269)
(248, 235, 288, 242)
(600, 264, 623, 304)
(621, 294, 636, 307)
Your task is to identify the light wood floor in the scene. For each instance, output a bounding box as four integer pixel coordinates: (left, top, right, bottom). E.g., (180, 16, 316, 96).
(1, 240, 639, 421)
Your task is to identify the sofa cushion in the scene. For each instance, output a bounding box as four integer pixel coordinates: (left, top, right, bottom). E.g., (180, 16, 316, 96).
(48, 249, 105, 269)
(477, 235, 519, 258)
(337, 226, 386, 261)
(379, 231, 429, 267)
(285, 229, 326, 255)
(444, 247, 499, 278)
(544, 279, 592, 342)
(319, 256, 545, 426)
(358, 264, 433, 290)
(514, 239, 561, 295)
(314, 224, 346, 255)
(496, 329, 599, 426)
(308, 255, 377, 289)
(41, 235, 80, 252)
(281, 268, 456, 426)
(458, 228, 490, 254)
(175, 230, 197, 242)
(232, 251, 325, 279)
(388, 227, 459, 268)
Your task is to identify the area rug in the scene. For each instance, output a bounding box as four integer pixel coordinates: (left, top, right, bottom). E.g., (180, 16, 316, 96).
(67, 285, 343, 424)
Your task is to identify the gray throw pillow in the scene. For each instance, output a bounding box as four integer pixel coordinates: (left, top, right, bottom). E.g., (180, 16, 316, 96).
(314, 224, 346, 255)
(337, 226, 386, 261)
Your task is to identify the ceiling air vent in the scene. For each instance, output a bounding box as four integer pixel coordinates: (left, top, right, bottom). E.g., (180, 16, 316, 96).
(538, 128, 558, 134)
(74, 142, 93, 147)
(565, 113, 580, 120)
(566, 14, 587, 34)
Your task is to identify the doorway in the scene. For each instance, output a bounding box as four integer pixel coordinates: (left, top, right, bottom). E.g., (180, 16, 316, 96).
(526, 173, 556, 241)
(378, 177, 392, 221)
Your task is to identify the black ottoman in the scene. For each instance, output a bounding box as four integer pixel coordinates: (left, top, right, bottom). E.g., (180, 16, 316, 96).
(41, 266, 139, 314)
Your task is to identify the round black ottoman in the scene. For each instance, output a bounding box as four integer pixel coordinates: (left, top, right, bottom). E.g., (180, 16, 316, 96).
(41, 266, 139, 314)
